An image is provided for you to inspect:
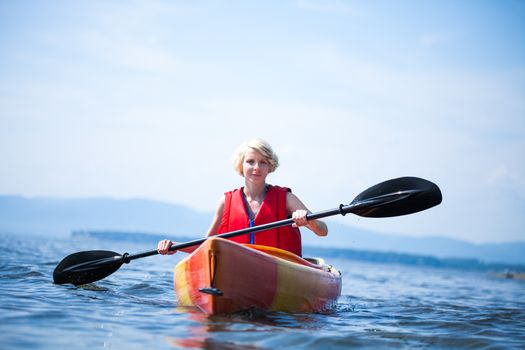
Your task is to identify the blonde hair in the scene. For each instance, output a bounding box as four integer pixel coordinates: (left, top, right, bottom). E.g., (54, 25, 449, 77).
(232, 138, 279, 176)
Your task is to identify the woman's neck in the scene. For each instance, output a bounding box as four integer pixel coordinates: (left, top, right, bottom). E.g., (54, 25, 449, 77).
(243, 182, 267, 202)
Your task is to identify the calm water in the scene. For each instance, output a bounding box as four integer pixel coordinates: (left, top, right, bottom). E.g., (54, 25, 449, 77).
(1, 233, 524, 349)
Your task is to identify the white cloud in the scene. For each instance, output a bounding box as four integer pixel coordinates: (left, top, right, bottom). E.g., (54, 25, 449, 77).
(419, 33, 445, 47)
(79, 30, 180, 73)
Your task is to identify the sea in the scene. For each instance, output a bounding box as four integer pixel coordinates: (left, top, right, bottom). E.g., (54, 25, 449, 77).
(1, 232, 524, 350)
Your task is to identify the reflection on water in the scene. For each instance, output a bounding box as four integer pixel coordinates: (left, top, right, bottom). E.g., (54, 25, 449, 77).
(167, 306, 342, 349)
(1, 233, 524, 349)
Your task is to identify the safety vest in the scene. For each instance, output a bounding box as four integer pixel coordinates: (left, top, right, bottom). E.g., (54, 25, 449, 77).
(217, 185, 302, 256)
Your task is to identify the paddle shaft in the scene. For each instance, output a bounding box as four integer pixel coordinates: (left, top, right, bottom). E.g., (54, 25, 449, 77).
(127, 189, 416, 261)
(127, 206, 342, 261)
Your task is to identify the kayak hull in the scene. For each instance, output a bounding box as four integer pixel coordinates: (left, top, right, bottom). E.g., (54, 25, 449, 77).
(173, 237, 342, 314)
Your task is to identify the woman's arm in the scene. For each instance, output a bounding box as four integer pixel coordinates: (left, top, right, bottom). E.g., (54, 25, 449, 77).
(157, 195, 226, 255)
(286, 192, 328, 237)
(206, 195, 225, 237)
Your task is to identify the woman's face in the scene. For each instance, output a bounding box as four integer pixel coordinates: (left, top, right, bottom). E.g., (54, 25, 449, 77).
(242, 148, 270, 184)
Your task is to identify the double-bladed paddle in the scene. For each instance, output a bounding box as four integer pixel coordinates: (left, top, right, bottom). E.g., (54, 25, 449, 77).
(53, 176, 442, 285)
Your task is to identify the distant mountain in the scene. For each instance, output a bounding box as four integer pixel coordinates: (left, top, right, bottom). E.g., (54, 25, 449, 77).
(0, 195, 210, 237)
(1, 195, 524, 265)
(303, 221, 525, 265)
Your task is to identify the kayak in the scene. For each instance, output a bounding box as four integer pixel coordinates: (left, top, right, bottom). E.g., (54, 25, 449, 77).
(173, 237, 342, 314)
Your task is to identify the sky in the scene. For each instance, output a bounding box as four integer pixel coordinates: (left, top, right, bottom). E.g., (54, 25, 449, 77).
(1, 0, 524, 244)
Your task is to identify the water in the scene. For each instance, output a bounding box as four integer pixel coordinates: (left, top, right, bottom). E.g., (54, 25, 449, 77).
(1, 233, 524, 349)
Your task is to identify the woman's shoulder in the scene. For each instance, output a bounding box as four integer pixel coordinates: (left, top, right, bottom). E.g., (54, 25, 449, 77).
(224, 187, 243, 196)
(268, 185, 292, 197)
(268, 184, 292, 192)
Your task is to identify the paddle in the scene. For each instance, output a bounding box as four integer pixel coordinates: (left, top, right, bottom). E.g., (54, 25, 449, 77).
(53, 176, 442, 285)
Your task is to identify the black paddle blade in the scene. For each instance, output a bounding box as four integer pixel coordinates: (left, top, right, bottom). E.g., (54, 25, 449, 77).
(53, 250, 125, 285)
(349, 176, 442, 218)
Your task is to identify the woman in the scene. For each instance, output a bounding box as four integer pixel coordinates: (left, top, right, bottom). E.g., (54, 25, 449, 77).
(157, 138, 327, 256)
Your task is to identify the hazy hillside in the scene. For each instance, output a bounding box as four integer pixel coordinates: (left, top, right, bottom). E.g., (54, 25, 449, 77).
(1, 195, 524, 264)
(0, 195, 210, 237)
(305, 222, 525, 265)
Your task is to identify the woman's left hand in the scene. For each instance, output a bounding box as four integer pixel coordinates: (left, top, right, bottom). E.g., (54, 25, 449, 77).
(292, 209, 309, 228)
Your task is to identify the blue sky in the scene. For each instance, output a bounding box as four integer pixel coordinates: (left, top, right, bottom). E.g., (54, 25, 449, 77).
(1, 0, 524, 243)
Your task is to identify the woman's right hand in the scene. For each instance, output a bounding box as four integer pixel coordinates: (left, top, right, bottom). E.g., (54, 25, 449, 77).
(157, 239, 177, 255)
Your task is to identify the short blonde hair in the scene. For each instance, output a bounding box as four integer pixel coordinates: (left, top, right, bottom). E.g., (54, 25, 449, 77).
(232, 138, 279, 176)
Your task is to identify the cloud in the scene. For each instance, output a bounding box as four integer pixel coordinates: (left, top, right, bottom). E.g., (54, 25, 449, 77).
(484, 162, 525, 196)
(79, 31, 180, 73)
(419, 33, 445, 47)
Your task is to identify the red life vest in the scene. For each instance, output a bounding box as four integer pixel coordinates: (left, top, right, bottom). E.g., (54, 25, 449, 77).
(217, 185, 302, 256)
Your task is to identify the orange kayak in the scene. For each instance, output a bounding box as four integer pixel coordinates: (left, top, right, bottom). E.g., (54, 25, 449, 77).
(173, 237, 342, 314)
